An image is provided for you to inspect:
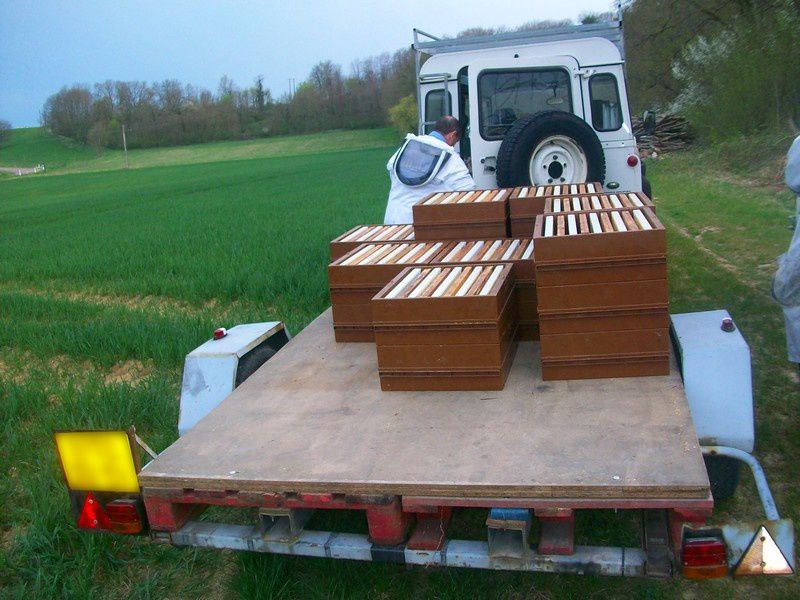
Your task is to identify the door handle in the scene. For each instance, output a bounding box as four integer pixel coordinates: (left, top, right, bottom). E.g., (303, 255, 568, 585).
(480, 156, 496, 173)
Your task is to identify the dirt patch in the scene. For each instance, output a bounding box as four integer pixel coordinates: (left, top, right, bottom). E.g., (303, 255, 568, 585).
(0, 357, 30, 384)
(694, 225, 721, 239)
(671, 220, 741, 276)
(1, 350, 157, 389)
(104, 360, 153, 385)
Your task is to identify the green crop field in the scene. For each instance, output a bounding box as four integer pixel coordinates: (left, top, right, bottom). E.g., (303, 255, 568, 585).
(0, 129, 798, 599)
(0, 127, 398, 175)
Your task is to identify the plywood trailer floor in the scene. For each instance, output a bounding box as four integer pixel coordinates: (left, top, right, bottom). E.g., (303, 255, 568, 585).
(139, 309, 710, 500)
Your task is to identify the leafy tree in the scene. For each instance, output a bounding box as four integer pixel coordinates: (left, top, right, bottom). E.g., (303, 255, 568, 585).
(0, 119, 10, 144)
(388, 95, 417, 136)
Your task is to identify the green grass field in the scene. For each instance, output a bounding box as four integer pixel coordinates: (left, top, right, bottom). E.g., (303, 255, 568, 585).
(0, 127, 398, 174)
(1, 129, 798, 598)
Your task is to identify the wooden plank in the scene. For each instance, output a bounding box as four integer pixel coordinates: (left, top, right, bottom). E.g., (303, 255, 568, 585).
(139, 310, 710, 499)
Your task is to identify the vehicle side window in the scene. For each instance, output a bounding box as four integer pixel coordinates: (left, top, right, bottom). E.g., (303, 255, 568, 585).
(425, 89, 452, 134)
(589, 74, 623, 132)
(477, 69, 571, 140)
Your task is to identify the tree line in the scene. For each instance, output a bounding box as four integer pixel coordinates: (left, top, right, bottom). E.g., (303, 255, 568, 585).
(40, 50, 415, 150)
(38, 0, 799, 150)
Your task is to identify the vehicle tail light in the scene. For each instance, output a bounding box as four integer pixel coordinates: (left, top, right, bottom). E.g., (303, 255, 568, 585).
(76, 493, 144, 534)
(627, 155, 639, 167)
(682, 536, 728, 579)
(105, 499, 145, 534)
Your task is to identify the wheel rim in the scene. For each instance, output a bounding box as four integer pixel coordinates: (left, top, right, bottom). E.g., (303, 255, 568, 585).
(528, 135, 588, 185)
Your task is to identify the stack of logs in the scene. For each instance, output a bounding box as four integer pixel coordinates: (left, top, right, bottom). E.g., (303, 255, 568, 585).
(633, 113, 692, 156)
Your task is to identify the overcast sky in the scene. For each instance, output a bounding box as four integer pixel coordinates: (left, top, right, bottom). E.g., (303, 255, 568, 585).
(1, 0, 614, 128)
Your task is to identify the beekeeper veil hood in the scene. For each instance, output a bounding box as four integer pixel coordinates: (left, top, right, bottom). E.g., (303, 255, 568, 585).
(392, 136, 452, 187)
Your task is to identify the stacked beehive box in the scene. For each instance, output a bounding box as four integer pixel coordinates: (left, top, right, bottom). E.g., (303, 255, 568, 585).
(533, 207, 669, 380)
(372, 264, 517, 390)
(413, 189, 509, 240)
(544, 191, 655, 214)
(329, 241, 447, 342)
(330, 224, 415, 260)
(430, 238, 538, 340)
(509, 182, 602, 237)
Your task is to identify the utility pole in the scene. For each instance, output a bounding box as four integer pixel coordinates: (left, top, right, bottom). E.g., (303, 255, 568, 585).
(122, 124, 129, 169)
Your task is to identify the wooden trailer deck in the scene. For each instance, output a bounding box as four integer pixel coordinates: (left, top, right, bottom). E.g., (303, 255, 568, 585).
(139, 309, 710, 501)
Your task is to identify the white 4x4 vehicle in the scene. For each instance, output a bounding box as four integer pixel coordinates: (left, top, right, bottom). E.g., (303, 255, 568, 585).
(413, 20, 650, 195)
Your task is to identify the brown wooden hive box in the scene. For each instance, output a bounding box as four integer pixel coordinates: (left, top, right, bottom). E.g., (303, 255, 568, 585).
(509, 183, 602, 237)
(413, 189, 510, 240)
(330, 224, 415, 260)
(329, 241, 448, 342)
(429, 238, 538, 341)
(533, 206, 669, 381)
(533, 206, 666, 264)
(544, 191, 655, 215)
(372, 264, 518, 391)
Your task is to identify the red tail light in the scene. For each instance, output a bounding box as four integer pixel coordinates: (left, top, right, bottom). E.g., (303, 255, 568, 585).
(627, 155, 639, 167)
(105, 499, 144, 534)
(76, 493, 143, 534)
(682, 536, 728, 579)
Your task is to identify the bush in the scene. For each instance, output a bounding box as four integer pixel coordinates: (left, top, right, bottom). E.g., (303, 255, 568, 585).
(388, 94, 417, 136)
(671, 4, 800, 140)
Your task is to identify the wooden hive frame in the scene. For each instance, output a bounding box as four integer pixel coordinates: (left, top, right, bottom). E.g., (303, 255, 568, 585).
(544, 192, 654, 214)
(330, 224, 415, 260)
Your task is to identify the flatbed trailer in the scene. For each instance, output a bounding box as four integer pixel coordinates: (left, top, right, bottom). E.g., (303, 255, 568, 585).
(135, 309, 719, 576)
(56, 308, 795, 578)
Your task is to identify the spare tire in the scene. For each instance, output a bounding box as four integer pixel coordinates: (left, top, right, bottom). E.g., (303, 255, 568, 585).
(496, 111, 606, 188)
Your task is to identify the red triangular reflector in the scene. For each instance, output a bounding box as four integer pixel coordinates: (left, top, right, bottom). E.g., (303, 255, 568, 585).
(735, 525, 794, 576)
(77, 492, 112, 530)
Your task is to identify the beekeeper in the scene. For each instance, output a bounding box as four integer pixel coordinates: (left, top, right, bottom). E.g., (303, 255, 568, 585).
(384, 116, 475, 224)
(773, 134, 800, 367)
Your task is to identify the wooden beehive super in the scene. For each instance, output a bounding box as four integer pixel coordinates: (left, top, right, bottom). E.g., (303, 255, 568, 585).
(412, 189, 510, 240)
(430, 238, 538, 340)
(330, 224, 415, 260)
(533, 207, 666, 266)
(509, 182, 602, 236)
(532, 207, 669, 381)
(372, 264, 517, 391)
(544, 191, 654, 215)
(328, 241, 449, 342)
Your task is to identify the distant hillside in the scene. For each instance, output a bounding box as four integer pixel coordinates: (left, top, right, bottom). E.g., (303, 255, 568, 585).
(0, 127, 398, 176)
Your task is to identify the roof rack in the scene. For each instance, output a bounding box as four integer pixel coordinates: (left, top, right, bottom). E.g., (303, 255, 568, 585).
(412, 21, 624, 60)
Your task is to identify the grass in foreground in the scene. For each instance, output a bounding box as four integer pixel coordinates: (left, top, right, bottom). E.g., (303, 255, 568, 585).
(0, 126, 399, 174)
(1, 139, 799, 598)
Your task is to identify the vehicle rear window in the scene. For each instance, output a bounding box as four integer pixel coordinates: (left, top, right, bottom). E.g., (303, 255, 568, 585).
(477, 69, 571, 140)
(589, 73, 623, 132)
(425, 89, 452, 134)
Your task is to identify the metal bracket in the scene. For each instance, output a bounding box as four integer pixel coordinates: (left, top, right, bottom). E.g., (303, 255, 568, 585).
(486, 508, 531, 561)
(643, 510, 672, 578)
(259, 508, 314, 543)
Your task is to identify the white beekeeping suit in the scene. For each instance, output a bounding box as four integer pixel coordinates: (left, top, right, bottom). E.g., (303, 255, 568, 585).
(384, 132, 475, 224)
(773, 135, 800, 363)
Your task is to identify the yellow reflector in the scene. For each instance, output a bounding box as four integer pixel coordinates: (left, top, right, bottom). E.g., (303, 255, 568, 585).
(54, 431, 140, 493)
